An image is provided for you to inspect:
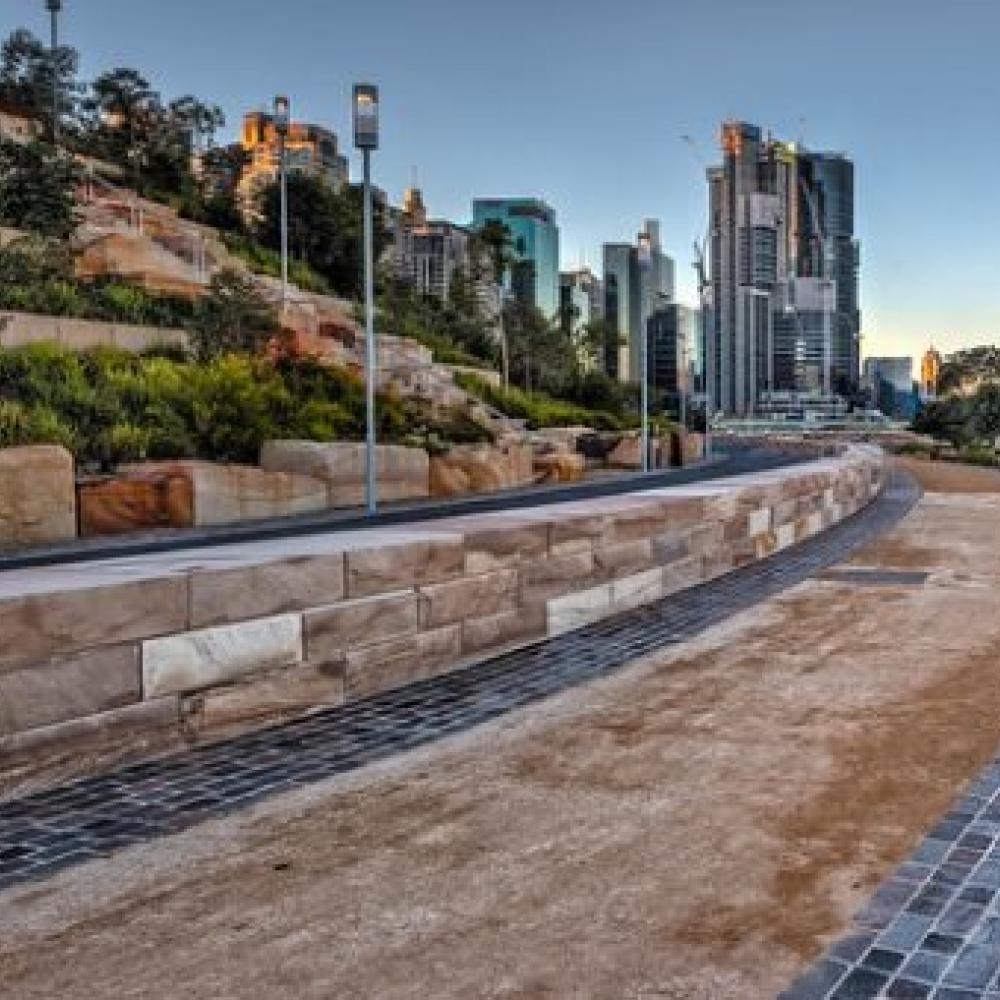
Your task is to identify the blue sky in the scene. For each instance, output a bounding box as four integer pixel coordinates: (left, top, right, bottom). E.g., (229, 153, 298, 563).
(5, 0, 1000, 358)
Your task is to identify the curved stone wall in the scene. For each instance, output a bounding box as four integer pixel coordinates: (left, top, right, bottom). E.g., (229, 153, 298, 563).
(0, 445, 886, 757)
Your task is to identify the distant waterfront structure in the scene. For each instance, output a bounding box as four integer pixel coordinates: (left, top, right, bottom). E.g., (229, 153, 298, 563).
(471, 198, 560, 319)
(238, 109, 349, 213)
(920, 345, 942, 400)
(707, 121, 860, 416)
(602, 220, 675, 383)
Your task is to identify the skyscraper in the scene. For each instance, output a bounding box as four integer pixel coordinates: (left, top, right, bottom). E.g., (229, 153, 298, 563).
(602, 220, 675, 383)
(707, 121, 860, 416)
(471, 198, 560, 319)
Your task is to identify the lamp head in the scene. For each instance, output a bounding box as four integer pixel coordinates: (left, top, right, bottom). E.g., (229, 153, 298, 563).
(353, 83, 379, 150)
(273, 95, 290, 136)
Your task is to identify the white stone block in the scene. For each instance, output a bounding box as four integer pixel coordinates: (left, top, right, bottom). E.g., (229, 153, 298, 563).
(775, 522, 796, 551)
(142, 614, 303, 698)
(610, 567, 665, 612)
(748, 507, 772, 537)
(806, 511, 823, 537)
(547, 583, 612, 636)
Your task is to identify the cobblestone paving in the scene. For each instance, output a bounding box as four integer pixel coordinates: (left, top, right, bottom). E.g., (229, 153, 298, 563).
(0, 474, 919, 897)
(781, 762, 1000, 1000)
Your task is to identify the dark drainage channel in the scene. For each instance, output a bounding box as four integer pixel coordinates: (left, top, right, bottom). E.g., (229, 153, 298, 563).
(0, 471, 921, 893)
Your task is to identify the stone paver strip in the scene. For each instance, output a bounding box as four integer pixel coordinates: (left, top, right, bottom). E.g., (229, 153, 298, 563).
(783, 762, 1000, 999)
(0, 472, 917, 896)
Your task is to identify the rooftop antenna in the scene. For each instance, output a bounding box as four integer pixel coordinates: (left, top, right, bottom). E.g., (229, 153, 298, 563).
(409, 164, 418, 190)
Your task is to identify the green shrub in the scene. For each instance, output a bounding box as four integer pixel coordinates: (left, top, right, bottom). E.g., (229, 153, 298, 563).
(0, 400, 76, 450)
(455, 372, 633, 431)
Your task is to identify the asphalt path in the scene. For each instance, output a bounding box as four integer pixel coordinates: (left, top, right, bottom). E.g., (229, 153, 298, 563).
(0, 445, 809, 572)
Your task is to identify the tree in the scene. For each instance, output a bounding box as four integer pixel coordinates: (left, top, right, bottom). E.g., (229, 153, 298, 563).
(0, 29, 79, 134)
(188, 269, 280, 362)
(473, 219, 514, 286)
(255, 174, 389, 299)
(0, 139, 78, 238)
(167, 96, 225, 150)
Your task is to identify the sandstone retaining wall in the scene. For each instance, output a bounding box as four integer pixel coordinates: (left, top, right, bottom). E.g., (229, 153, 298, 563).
(0, 311, 189, 353)
(0, 445, 886, 755)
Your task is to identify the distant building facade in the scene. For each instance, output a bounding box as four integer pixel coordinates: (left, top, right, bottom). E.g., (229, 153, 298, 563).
(863, 356, 915, 419)
(390, 188, 502, 334)
(559, 267, 604, 371)
(238, 110, 349, 213)
(471, 198, 560, 319)
(602, 220, 675, 383)
(707, 121, 860, 416)
(921, 345, 942, 400)
(647, 302, 700, 414)
(0, 101, 41, 145)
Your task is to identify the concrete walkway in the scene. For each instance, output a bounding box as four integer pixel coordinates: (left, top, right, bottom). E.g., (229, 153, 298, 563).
(2, 459, 999, 999)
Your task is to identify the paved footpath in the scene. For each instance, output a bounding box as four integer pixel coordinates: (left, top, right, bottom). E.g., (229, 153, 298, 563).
(10, 462, 1000, 999)
(0, 474, 917, 893)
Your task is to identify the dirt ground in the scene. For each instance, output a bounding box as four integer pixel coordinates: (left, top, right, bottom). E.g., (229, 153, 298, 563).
(3, 457, 1000, 1000)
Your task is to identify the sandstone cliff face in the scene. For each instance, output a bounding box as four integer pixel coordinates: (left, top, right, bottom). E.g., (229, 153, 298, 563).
(0, 445, 76, 550)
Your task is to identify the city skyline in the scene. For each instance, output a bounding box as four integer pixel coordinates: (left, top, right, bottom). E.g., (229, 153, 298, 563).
(8, 0, 1000, 359)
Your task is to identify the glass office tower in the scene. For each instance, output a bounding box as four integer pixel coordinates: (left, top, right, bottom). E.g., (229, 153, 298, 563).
(471, 198, 560, 320)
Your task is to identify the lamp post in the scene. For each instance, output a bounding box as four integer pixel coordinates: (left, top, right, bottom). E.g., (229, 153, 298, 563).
(273, 95, 290, 313)
(45, 0, 62, 144)
(637, 238, 652, 473)
(353, 83, 379, 516)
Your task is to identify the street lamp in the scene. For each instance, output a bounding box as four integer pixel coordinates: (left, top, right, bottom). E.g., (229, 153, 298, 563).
(353, 83, 379, 516)
(45, 0, 62, 144)
(273, 95, 290, 313)
(637, 237, 652, 473)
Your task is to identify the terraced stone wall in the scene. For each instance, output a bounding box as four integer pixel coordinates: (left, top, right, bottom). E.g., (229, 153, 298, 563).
(0, 445, 886, 757)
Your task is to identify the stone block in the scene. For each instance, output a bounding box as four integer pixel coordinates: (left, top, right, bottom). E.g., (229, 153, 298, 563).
(661, 554, 705, 595)
(0, 445, 76, 550)
(548, 511, 612, 555)
(607, 503, 671, 544)
(183, 660, 345, 732)
(190, 554, 345, 628)
(610, 567, 665, 613)
(304, 591, 418, 663)
(119, 460, 329, 527)
(345, 536, 464, 598)
(685, 521, 724, 557)
(460, 520, 549, 573)
(593, 538, 655, 579)
(748, 507, 772, 537)
(429, 442, 534, 498)
(461, 604, 547, 655)
(261, 440, 429, 506)
(418, 568, 519, 628)
(344, 624, 462, 699)
(651, 530, 689, 565)
(0, 644, 140, 736)
(533, 451, 586, 484)
(521, 549, 596, 603)
(78, 468, 193, 537)
(142, 614, 303, 698)
(547, 583, 612, 636)
(606, 434, 642, 469)
(702, 550, 735, 581)
(775, 522, 797, 551)
(0, 577, 189, 673)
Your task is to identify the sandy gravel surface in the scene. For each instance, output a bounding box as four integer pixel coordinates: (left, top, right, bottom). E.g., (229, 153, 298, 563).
(3, 459, 1000, 999)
